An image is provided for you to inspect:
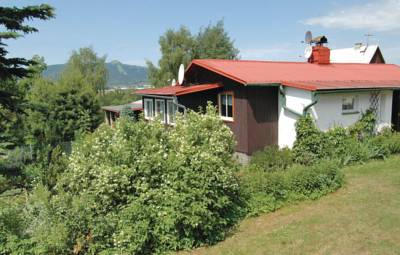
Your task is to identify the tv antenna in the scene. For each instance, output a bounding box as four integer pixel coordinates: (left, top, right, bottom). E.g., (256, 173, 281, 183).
(305, 31, 313, 44)
(364, 33, 374, 46)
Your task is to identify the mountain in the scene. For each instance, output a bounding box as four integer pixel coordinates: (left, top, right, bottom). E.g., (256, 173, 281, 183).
(43, 60, 148, 88)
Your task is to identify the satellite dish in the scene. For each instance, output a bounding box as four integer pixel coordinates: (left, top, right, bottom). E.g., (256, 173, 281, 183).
(171, 79, 176, 86)
(178, 64, 185, 85)
(304, 45, 312, 59)
(305, 31, 313, 44)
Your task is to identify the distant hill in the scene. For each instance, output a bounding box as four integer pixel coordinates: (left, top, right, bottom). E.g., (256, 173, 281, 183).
(43, 60, 148, 88)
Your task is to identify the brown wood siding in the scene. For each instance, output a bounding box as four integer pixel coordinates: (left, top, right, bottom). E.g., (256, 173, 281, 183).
(371, 48, 385, 64)
(246, 86, 279, 154)
(178, 89, 220, 111)
(185, 65, 278, 155)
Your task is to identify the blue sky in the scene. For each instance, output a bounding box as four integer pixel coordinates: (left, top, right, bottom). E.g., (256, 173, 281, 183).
(3, 0, 400, 66)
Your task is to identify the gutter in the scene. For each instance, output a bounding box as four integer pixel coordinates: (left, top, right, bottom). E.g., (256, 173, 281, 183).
(279, 85, 319, 117)
(303, 91, 318, 116)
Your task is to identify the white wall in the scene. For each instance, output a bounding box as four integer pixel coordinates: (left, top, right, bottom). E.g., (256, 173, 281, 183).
(278, 88, 394, 148)
(278, 87, 312, 148)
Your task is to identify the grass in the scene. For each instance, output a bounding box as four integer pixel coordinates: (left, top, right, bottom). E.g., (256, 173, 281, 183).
(181, 156, 400, 255)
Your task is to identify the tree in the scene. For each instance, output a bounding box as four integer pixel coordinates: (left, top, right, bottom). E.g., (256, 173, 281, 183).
(147, 20, 239, 88)
(0, 4, 54, 152)
(195, 20, 239, 59)
(147, 27, 196, 88)
(0, 4, 54, 79)
(62, 47, 108, 93)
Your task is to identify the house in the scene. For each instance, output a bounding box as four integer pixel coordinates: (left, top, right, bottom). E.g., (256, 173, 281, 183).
(136, 41, 400, 163)
(330, 43, 385, 64)
(102, 100, 142, 126)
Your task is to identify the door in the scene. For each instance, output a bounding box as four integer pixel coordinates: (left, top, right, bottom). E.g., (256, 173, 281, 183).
(392, 90, 400, 131)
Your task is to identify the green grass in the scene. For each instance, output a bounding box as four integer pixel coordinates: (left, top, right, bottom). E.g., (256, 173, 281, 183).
(181, 156, 400, 255)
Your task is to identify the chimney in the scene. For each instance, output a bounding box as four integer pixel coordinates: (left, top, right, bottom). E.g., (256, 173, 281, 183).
(308, 45, 330, 64)
(306, 35, 330, 64)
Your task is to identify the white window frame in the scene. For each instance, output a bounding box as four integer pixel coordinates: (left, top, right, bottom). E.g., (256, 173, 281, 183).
(342, 96, 359, 114)
(166, 100, 177, 125)
(218, 92, 234, 121)
(155, 99, 166, 123)
(144, 98, 154, 120)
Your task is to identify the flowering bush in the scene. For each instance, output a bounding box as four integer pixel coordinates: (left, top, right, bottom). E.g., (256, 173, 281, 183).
(20, 104, 244, 254)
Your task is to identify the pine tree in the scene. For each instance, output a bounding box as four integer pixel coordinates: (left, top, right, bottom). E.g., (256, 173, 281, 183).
(0, 4, 54, 79)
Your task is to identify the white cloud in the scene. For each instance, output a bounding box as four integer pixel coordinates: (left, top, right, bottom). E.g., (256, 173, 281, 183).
(303, 0, 400, 31)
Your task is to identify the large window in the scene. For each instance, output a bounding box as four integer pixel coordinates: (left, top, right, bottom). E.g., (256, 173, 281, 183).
(219, 92, 234, 121)
(342, 96, 358, 114)
(144, 98, 154, 120)
(155, 99, 166, 122)
(167, 100, 177, 125)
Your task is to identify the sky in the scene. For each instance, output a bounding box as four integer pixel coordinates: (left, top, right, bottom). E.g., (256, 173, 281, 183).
(2, 0, 400, 66)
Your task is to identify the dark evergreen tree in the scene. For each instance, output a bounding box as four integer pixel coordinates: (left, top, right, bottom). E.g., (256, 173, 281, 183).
(0, 4, 54, 79)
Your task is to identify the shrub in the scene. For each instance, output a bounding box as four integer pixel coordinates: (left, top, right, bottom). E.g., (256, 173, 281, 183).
(241, 160, 343, 216)
(292, 114, 328, 165)
(250, 145, 293, 172)
(21, 104, 245, 254)
(348, 109, 377, 140)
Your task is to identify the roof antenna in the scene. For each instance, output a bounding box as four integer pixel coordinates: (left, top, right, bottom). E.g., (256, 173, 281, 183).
(364, 33, 374, 46)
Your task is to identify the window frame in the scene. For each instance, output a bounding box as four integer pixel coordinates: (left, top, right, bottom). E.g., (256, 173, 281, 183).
(341, 95, 359, 114)
(166, 100, 177, 125)
(144, 98, 154, 120)
(155, 99, 166, 123)
(218, 91, 234, 122)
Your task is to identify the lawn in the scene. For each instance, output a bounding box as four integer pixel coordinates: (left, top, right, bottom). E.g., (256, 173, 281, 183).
(182, 156, 400, 255)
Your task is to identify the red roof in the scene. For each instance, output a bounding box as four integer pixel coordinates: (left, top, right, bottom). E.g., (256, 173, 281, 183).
(135, 83, 222, 96)
(189, 59, 400, 91)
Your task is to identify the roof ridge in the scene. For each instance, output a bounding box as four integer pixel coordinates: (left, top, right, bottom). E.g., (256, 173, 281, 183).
(193, 59, 398, 66)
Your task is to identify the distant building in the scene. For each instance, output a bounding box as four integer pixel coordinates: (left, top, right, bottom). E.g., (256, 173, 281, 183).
(102, 100, 142, 126)
(330, 44, 385, 64)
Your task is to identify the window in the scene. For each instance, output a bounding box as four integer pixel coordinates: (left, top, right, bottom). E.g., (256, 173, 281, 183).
(167, 100, 177, 125)
(342, 96, 358, 114)
(144, 98, 154, 119)
(219, 92, 234, 121)
(155, 99, 166, 122)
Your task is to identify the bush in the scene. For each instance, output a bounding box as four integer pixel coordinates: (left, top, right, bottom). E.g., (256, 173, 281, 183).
(250, 145, 293, 171)
(292, 114, 329, 165)
(292, 110, 393, 166)
(15, 104, 245, 254)
(241, 160, 344, 216)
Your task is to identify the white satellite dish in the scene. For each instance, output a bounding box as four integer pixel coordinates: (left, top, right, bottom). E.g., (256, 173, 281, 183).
(305, 31, 313, 44)
(171, 78, 176, 86)
(304, 45, 312, 59)
(178, 64, 185, 85)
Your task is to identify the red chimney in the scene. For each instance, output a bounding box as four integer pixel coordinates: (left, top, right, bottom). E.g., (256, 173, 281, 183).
(308, 45, 330, 64)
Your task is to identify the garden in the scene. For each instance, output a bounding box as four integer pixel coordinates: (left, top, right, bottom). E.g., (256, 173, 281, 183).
(1, 103, 400, 254)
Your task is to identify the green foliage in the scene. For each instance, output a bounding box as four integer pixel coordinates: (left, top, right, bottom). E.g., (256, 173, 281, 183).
(147, 20, 239, 87)
(62, 47, 108, 93)
(2, 105, 244, 254)
(250, 145, 293, 172)
(293, 110, 383, 165)
(120, 105, 136, 121)
(0, 4, 54, 79)
(348, 109, 377, 140)
(241, 160, 344, 216)
(25, 76, 100, 147)
(24, 146, 68, 190)
(292, 114, 329, 165)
